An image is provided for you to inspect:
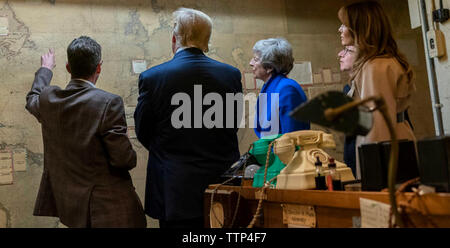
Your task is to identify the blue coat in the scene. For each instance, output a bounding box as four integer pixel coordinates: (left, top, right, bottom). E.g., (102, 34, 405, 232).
(134, 48, 242, 221)
(254, 73, 310, 138)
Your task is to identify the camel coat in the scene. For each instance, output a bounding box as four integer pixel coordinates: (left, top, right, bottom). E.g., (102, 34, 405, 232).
(352, 57, 416, 179)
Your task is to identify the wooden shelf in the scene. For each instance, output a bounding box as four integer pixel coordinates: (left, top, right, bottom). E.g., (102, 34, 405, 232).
(204, 185, 450, 228)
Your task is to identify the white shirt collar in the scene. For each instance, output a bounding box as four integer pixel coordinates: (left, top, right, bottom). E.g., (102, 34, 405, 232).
(176, 47, 186, 54)
(73, 78, 96, 88)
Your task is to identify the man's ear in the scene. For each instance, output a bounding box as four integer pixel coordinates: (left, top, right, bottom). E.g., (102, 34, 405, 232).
(96, 63, 102, 74)
(172, 34, 178, 54)
(66, 63, 71, 74)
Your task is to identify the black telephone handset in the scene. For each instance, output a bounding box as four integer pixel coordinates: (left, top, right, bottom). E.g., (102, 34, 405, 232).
(220, 152, 260, 185)
(224, 153, 258, 176)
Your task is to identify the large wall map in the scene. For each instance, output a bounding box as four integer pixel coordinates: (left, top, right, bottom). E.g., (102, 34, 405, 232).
(0, 0, 262, 227)
(0, 2, 35, 59)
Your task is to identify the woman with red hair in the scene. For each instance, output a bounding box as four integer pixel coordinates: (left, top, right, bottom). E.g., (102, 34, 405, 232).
(338, 1, 416, 179)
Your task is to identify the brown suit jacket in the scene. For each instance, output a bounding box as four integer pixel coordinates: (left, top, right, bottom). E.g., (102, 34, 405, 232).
(26, 67, 146, 228)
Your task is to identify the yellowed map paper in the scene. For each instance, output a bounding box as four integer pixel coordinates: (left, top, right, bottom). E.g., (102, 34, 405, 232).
(244, 73, 255, 90)
(332, 72, 341, 83)
(0, 208, 7, 228)
(128, 126, 137, 139)
(322, 68, 333, 83)
(125, 106, 136, 139)
(0, 17, 8, 36)
(313, 73, 323, 84)
(256, 79, 264, 89)
(125, 105, 136, 127)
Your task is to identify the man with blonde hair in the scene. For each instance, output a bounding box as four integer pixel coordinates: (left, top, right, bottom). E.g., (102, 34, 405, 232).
(171, 8, 212, 53)
(134, 8, 242, 228)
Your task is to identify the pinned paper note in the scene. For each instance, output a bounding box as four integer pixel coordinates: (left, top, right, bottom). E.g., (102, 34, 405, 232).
(288, 62, 313, 85)
(282, 204, 316, 228)
(132, 60, 147, 74)
(0, 150, 13, 185)
(12, 148, 27, 172)
(0, 17, 8, 36)
(360, 198, 391, 228)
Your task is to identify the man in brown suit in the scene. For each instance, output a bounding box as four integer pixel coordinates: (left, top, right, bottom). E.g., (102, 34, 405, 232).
(25, 36, 146, 228)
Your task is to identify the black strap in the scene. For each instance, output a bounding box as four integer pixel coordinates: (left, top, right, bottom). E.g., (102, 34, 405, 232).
(397, 111, 405, 123)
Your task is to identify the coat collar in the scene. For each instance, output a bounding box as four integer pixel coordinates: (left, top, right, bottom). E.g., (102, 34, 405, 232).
(66, 79, 95, 90)
(260, 73, 285, 93)
(173, 47, 205, 59)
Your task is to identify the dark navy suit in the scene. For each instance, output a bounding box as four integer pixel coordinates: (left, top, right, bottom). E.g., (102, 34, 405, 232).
(134, 48, 242, 223)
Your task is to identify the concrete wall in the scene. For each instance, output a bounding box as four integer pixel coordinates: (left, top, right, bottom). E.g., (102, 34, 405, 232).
(0, 0, 433, 228)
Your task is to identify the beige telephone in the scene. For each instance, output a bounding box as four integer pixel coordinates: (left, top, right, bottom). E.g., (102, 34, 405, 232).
(274, 130, 355, 190)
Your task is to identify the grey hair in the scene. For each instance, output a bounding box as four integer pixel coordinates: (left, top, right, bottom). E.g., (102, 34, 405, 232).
(253, 38, 294, 75)
(172, 7, 213, 52)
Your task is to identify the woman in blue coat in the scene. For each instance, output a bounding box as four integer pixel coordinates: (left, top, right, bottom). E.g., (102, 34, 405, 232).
(250, 38, 310, 138)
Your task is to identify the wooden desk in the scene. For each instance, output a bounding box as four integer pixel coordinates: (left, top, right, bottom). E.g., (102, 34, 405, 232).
(204, 184, 450, 228)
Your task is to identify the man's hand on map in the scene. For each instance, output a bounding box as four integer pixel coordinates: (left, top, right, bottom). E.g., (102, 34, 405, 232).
(41, 48, 55, 70)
